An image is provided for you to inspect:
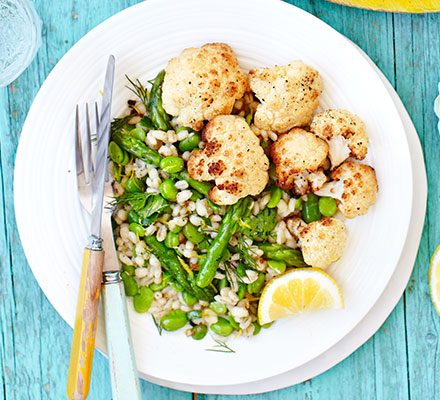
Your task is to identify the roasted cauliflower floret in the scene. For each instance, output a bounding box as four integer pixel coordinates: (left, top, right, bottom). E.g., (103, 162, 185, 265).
(188, 115, 269, 205)
(249, 61, 323, 133)
(162, 43, 248, 131)
(310, 109, 368, 169)
(298, 217, 347, 269)
(271, 128, 328, 195)
(315, 161, 378, 218)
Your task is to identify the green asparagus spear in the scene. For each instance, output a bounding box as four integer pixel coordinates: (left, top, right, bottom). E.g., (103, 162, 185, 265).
(113, 131, 162, 166)
(144, 236, 213, 301)
(196, 198, 253, 288)
(149, 70, 172, 131)
(258, 243, 308, 267)
(177, 170, 213, 197)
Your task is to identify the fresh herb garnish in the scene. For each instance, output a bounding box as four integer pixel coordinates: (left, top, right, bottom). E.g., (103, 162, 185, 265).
(115, 192, 169, 223)
(238, 207, 277, 241)
(206, 338, 235, 353)
(152, 315, 163, 336)
(125, 75, 150, 110)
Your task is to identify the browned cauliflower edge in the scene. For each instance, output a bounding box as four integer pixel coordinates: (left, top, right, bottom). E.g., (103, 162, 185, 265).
(315, 161, 378, 218)
(249, 60, 323, 133)
(298, 217, 347, 269)
(310, 109, 368, 169)
(187, 115, 269, 205)
(270, 128, 329, 195)
(162, 43, 248, 131)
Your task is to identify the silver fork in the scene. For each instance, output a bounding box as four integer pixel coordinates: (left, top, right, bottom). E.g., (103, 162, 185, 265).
(75, 104, 141, 400)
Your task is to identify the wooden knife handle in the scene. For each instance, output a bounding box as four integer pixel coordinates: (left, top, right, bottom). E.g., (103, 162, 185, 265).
(67, 248, 104, 400)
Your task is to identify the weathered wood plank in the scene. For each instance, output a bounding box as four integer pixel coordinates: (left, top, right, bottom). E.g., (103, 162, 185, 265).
(394, 11, 440, 400)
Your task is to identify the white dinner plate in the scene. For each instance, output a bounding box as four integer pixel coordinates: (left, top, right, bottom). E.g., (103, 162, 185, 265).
(151, 42, 427, 394)
(15, 0, 413, 387)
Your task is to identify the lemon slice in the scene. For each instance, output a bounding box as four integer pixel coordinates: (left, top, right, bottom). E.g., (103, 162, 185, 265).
(258, 268, 344, 325)
(429, 245, 440, 315)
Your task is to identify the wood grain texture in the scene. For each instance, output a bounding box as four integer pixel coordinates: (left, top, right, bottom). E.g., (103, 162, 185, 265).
(0, 0, 438, 399)
(67, 249, 104, 400)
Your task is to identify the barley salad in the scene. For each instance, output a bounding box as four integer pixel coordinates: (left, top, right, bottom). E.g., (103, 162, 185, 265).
(110, 43, 378, 340)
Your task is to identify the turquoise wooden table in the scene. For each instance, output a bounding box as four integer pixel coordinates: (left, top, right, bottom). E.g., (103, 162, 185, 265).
(1, 1, 439, 399)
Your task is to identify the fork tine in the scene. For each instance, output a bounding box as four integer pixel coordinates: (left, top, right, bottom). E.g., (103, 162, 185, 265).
(90, 102, 100, 173)
(83, 103, 93, 183)
(94, 102, 100, 133)
(75, 105, 84, 177)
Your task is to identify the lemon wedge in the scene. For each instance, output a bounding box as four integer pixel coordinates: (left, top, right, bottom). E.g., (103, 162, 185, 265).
(258, 268, 344, 325)
(328, 0, 440, 13)
(429, 245, 440, 315)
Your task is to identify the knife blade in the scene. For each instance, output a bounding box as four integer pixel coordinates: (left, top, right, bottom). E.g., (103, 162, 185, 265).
(90, 55, 115, 243)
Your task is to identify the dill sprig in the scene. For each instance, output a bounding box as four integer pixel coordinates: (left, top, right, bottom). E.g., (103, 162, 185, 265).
(113, 192, 148, 212)
(152, 315, 163, 336)
(125, 75, 149, 110)
(111, 115, 132, 134)
(235, 236, 258, 270)
(206, 339, 235, 353)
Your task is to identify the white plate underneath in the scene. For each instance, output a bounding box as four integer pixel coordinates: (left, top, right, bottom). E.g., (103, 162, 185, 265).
(14, 0, 413, 387)
(145, 42, 427, 394)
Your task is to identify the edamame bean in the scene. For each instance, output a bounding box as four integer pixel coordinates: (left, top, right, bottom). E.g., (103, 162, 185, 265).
(182, 223, 204, 244)
(253, 322, 261, 336)
(178, 133, 201, 152)
(182, 291, 197, 306)
(120, 151, 130, 165)
(217, 277, 228, 291)
(209, 301, 227, 315)
(159, 156, 184, 174)
(237, 283, 247, 300)
(210, 317, 234, 337)
(121, 272, 138, 296)
(188, 310, 202, 322)
(267, 186, 282, 208)
(191, 324, 208, 340)
(161, 310, 188, 331)
(267, 259, 286, 274)
(129, 127, 147, 142)
(176, 126, 193, 133)
(159, 178, 178, 201)
(165, 231, 180, 248)
(302, 193, 321, 223)
(247, 273, 265, 294)
(128, 209, 140, 224)
(122, 264, 135, 275)
(129, 222, 145, 237)
(318, 196, 337, 217)
(109, 141, 125, 164)
(228, 315, 240, 329)
(133, 286, 154, 313)
(125, 176, 144, 193)
(295, 198, 303, 209)
(149, 273, 171, 291)
(169, 224, 183, 234)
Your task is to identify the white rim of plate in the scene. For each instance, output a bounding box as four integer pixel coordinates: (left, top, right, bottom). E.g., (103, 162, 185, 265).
(14, 0, 413, 387)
